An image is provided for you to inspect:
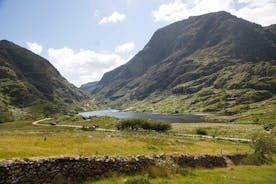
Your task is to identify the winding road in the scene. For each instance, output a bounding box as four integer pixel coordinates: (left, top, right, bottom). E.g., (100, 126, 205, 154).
(32, 118, 251, 142)
(32, 118, 117, 132)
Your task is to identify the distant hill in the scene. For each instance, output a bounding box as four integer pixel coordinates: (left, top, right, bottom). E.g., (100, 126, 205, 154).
(79, 81, 98, 94)
(89, 11, 276, 122)
(0, 40, 88, 122)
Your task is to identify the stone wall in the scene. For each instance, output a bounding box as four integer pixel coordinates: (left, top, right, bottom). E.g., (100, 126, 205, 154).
(0, 154, 247, 184)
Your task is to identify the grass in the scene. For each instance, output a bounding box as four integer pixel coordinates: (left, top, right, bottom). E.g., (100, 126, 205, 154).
(0, 117, 273, 184)
(41, 115, 120, 129)
(171, 123, 263, 138)
(82, 164, 276, 184)
(0, 120, 250, 159)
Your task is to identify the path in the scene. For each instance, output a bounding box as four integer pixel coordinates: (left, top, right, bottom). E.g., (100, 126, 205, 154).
(173, 133, 251, 142)
(32, 118, 250, 142)
(32, 118, 117, 132)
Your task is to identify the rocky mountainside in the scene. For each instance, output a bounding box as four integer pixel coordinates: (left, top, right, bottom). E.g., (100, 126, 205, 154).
(87, 11, 276, 122)
(0, 40, 88, 121)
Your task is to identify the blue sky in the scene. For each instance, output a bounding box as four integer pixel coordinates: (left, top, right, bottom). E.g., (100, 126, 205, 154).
(1, 0, 276, 86)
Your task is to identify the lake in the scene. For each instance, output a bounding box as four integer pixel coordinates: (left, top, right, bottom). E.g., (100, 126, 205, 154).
(79, 110, 206, 123)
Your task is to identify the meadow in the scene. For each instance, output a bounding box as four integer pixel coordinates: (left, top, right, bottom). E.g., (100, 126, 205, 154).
(0, 115, 275, 184)
(82, 164, 276, 184)
(0, 119, 251, 159)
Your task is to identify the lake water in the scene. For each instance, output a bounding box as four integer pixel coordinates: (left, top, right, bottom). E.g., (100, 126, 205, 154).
(79, 110, 206, 123)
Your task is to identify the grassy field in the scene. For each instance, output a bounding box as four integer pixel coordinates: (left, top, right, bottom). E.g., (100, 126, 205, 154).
(171, 123, 264, 138)
(0, 116, 274, 183)
(0, 119, 251, 159)
(82, 164, 276, 184)
(40, 115, 265, 138)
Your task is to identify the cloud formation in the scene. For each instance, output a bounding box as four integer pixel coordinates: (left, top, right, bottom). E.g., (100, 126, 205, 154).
(47, 47, 131, 87)
(152, 0, 276, 26)
(115, 42, 135, 53)
(26, 42, 43, 54)
(152, 0, 189, 22)
(99, 11, 126, 24)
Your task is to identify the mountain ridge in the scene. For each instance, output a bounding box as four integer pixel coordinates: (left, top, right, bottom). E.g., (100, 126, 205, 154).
(0, 40, 88, 121)
(85, 11, 276, 122)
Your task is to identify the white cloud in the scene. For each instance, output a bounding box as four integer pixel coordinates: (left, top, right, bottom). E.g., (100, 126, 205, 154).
(47, 47, 130, 87)
(115, 42, 135, 53)
(189, 0, 234, 16)
(152, 0, 189, 22)
(152, 0, 276, 26)
(235, 2, 276, 26)
(99, 11, 126, 24)
(26, 42, 43, 54)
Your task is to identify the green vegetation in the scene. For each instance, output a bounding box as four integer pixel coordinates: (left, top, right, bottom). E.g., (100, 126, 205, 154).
(171, 123, 263, 138)
(0, 114, 274, 183)
(116, 118, 171, 132)
(124, 177, 150, 184)
(82, 164, 276, 184)
(49, 115, 120, 129)
(242, 134, 276, 165)
(0, 40, 90, 120)
(195, 128, 208, 135)
(0, 107, 14, 123)
(0, 119, 250, 159)
(263, 122, 275, 131)
(88, 12, 276, 125)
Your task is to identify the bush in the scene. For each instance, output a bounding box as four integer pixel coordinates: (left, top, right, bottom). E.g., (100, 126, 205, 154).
(242, 134, 276, 165)
(0, 108, 14, 123)
(263, 123, 275, 131)
(116, 118, 171, 132)
(143, 160, 189, 178)
(196, 128, 207, 135)
(124, 176, 150, 184)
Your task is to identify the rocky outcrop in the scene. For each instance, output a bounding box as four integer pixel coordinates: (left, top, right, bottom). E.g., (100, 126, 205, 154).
(0, 153, 247, 184)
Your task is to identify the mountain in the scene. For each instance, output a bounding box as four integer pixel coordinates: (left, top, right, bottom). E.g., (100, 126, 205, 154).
(79, 81, 98, 94)
(0, 40, 88, 122)
(89, 11, 276, 122)
(265, 24, 276, 35)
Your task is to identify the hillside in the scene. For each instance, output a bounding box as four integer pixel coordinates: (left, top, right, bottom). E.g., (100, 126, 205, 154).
(88, 11, 276, 123)
(79, 81, 98, 94)
(0, 40, 88, 122)
(266, 24, 276, 35)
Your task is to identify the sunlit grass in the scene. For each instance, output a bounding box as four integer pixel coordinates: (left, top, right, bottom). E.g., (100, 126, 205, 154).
(0, 120, 249, 159)
(82, 164, 276, 184)
(171, 123, 263, 138)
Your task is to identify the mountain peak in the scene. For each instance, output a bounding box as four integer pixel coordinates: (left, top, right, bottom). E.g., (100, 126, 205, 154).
(97, 11, 276, 89)
(90, 11, 276, 114)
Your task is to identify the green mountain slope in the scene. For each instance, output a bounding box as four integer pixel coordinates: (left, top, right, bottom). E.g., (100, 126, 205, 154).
(79, 81, 98, 94)
(0, 40, 88, 121)
(89, 11, 276, 123)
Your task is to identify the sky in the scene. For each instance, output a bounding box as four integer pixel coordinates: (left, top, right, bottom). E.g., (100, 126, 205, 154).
(1, 0, 276, 87)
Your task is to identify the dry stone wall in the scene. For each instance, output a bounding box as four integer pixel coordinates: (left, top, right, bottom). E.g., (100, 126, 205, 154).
(0, 154, 246, 184)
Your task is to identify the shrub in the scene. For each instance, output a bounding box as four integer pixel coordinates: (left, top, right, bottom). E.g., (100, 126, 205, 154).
(143, 160, 189, 178)
(263, 123, 275, 131)
(196, 128, 207, 135)
(116, 118, 143, 131)
(116, 118, 171, 132)
(124, 176, 150, 184)
(0, 108, 14, 123)
(242, 134, 276, 165)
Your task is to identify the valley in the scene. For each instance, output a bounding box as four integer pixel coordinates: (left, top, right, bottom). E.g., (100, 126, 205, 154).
(0, 10, 275, 184)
